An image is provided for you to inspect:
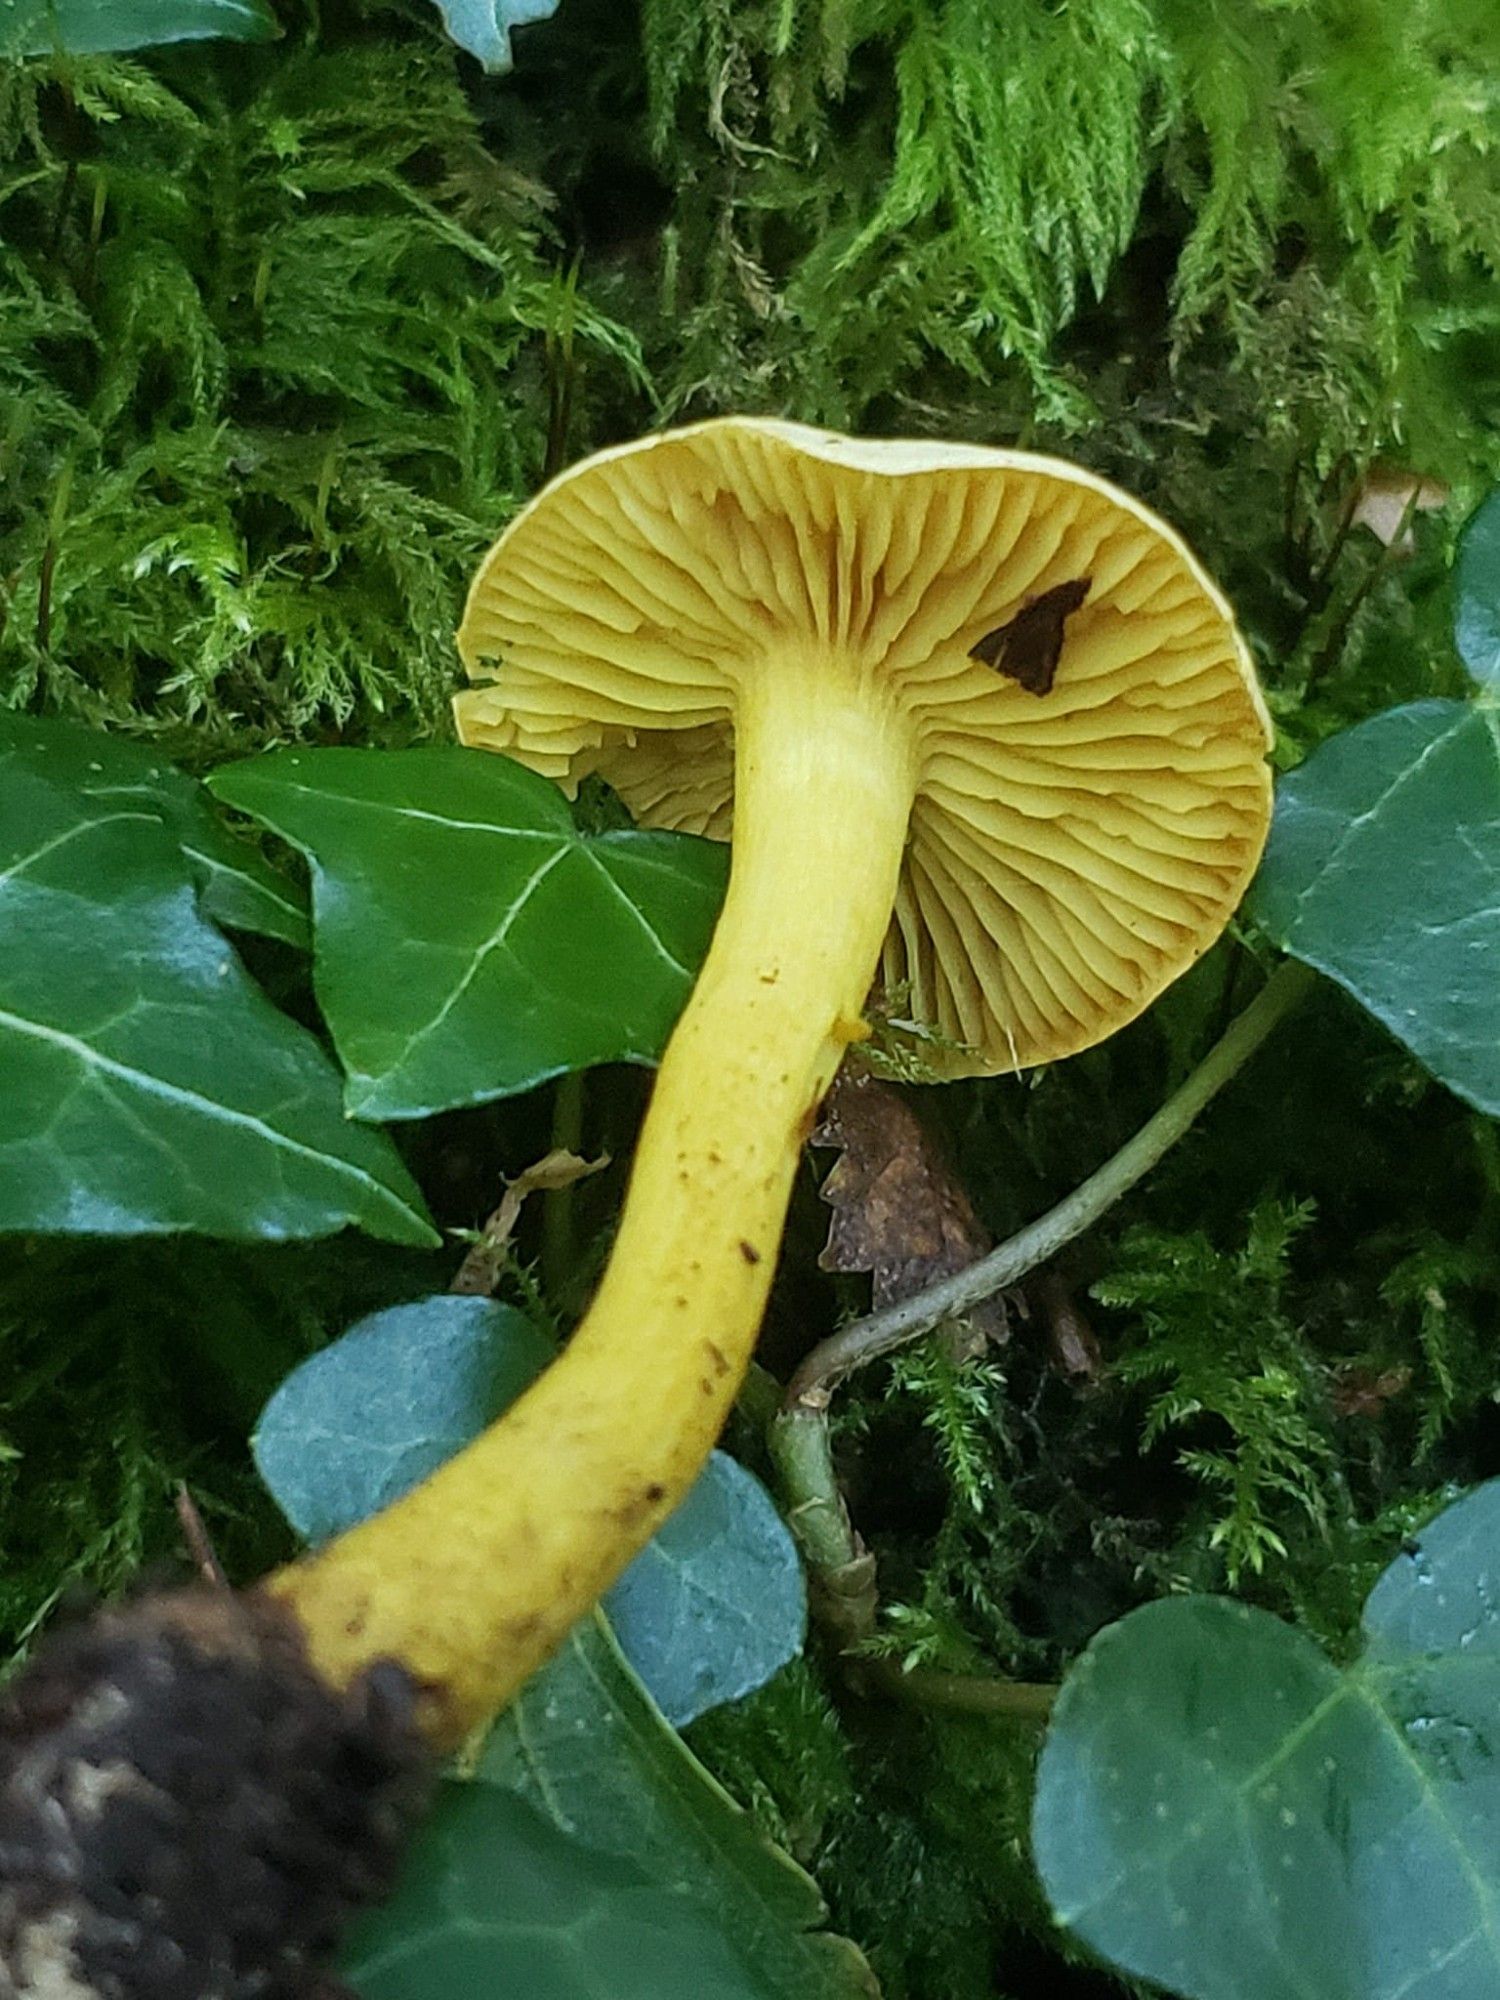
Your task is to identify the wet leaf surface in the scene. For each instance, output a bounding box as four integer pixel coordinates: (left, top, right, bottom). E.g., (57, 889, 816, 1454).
(1034, 1478, 1500, 2000)
(1251, 699, 1500, 1117)
(210, 747, 727, 1120)
(0, 720, 433, 1245)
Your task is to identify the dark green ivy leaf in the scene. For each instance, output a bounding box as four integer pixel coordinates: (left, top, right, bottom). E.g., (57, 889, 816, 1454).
(252, 1294, 806, 1724)
(251, 1294, 865, 1998)
(251, 1296, 553, 1546)
(343, 1617, 874, 2000)
(1250, 699, 1500, 1117)
(0, 722, 435, 1245)
(345, 1780, 775, 1998)
(1033, 1477, 1500, 2000)
(606, 1452, 806, 1728)
(3, 0, 277, 56)
(0, 717, 308, 946)
(209, 747, 728, 1121)
(1455, 488, 1500, 689)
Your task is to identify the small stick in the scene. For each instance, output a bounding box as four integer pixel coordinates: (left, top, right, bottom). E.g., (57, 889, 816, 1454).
(174, 1483, 229, 1590)
(859, 1658, 1056, 1723)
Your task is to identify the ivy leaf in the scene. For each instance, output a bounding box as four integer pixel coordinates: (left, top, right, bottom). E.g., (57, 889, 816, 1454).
(251, 1296, 553, 1546)
(3, 0, 277, 56)
(1455, 489, 1500, 689)
(344, 1620, 875, 1997)
(1250, 699, 1500, 1116)
(251, 1294, 805, 1724)
(344, 1780, 798, 1998)
(209, 747, 727, 1121)
(1033, 1477, 1500, 2000)
(0, 717, 308, 947)
(423, 0, 557, 73)
(0, 727, 435, 1246)
(604, 1454, 806, 1728)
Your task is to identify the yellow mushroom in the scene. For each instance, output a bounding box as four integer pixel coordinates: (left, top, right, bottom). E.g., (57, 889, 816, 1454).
(270, 419, 1273, 1749)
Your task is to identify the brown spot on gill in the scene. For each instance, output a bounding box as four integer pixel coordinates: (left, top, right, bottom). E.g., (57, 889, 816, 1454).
(704, 1342, 731, 1377)
(739, 1239, 762, 1265)
(969, 576, 1091, 695)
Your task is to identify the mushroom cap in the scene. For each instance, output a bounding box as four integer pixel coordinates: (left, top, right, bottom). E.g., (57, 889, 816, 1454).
(455, 419, 1273, 1075)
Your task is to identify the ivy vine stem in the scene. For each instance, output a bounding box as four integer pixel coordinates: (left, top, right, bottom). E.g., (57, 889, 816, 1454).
(768, 1403, 878, 1652)
(769, 1402, 1054, 1718)
(541, 1069, 585, 1300)
(786, 958, 1318, 1406)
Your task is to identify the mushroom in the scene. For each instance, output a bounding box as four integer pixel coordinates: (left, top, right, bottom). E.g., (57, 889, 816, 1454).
(270, 419, 1273, 1748)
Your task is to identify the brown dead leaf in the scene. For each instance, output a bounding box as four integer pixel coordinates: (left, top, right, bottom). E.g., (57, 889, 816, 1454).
(1330, 1363, 1412, 1420)
(1350, 465, 1448, 552)
(450, 1148, 609, 1298)
(1029, 1270, 1103, 1385)
(813, 1070, 1007, 1352)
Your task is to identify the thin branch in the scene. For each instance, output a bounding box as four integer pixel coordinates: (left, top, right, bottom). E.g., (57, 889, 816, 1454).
(174, 1485, 229, 1590)
(787, 959, 1317, 1405)
(542, 1070, 585, 1300)
(859, 1658, 1056, 1722)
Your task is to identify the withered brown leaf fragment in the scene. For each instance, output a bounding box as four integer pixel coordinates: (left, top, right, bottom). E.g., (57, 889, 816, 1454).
(1029, 1270, 1103, 1385)
(813, 1070, 1007, 1352)
(1330, 1363, 1412, 1419)
(1348, 466, 1447, 553)
(450, 1147, 608, 1297)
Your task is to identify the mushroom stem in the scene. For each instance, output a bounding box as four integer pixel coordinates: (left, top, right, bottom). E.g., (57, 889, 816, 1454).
(270, 662, 917, 1748)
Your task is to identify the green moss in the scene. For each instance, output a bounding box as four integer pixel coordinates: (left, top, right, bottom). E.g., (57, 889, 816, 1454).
(3, 4, 1500, 1988)
(0, 1231, 446, 1655)
(0, 8, 643, 752)
(636, 0, 1500, 460)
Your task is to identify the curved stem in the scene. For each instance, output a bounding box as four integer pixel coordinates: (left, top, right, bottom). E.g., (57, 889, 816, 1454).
(787, 958, 1316, 1404)
(271, 666, 915, 1748)
(769, 1403, 878, 1652)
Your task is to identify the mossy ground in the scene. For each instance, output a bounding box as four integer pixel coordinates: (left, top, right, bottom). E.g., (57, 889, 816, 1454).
(4, 3, 1500, 1991)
